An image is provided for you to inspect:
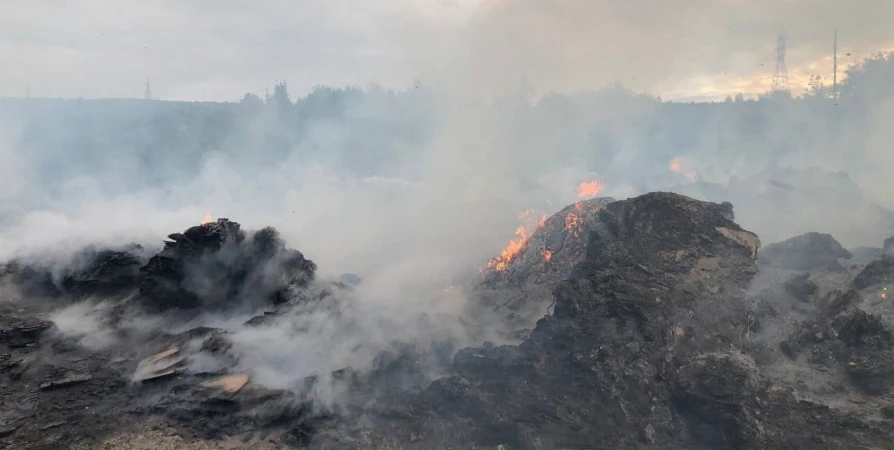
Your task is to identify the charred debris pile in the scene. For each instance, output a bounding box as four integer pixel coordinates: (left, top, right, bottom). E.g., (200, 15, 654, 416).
(0, 218, 331, 447)
(3, 195, 894, 449)
(3, 218, 318, 313)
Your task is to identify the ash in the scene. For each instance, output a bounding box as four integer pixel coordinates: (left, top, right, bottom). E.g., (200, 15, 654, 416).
(3, 193, 894, 449)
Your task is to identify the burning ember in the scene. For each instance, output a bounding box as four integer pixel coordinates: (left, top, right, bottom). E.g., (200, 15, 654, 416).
(669, 157, 699, 182)
(883, 286, 888, 300)
(541, 249, 553, 263)
(202, 214, 213, 225)
(669, 157, 683, 173)
(488, 226, 529, 272)
(577, 181, 602, 199)
(485, 209, 548, 272)
(565, 213, 581, 232)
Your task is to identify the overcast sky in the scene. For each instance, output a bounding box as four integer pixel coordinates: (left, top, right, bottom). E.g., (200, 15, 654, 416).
(2, 0, 892, 101)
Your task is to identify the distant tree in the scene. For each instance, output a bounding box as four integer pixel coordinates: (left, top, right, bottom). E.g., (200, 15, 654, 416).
(239, 93, 263, 108)
(767, 89, 792, 102)
(734, 93, 744, 103)
(805, 75, 828, 98)
(840, 52, 894, 104)
(270, 81, 291, 108)
(724, 95, 733, 103)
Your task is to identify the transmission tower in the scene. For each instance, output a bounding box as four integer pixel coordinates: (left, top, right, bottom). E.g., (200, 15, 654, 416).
(771, 33, 790, 93)
(144, 79, 152, 100)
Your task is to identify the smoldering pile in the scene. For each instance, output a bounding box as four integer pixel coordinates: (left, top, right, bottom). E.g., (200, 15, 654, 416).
(0, 216, 472, 448)
(4, 195, 894, 449)
(0, 218, 338, 447)
(472, 196, 618, 339)
(2, 218, 318, 312)
(320, 193, 894, 450)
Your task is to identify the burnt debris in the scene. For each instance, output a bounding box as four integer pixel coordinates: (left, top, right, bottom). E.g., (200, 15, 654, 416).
(139, 218, 317, 311)
(758, 231, 853, 271)
(3, 197, 894, 449)
(1, 218, 317, 313)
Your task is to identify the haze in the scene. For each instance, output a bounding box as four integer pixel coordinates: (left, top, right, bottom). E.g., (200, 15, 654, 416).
(1, 0, 893, 305)
(0, 2, 893, 438)
(3, 0, 893, 101)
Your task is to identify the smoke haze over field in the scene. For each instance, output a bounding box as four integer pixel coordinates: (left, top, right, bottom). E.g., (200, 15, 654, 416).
(1, 1, 894, 405)
(2, 0, 894, 100)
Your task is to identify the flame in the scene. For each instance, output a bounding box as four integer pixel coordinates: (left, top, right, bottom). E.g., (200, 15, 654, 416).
(670, 157, 699, 182)
(883, 286, 888, 300)
(669, 157, 683, 173)
(201, 214, 213, 225)
(577, 181, 602, 199)
(487, 226, 530, 272)
(518, 209, 538, 220)
(485, 209, 548, 272)
(574, 201, 584, 213)
(541, 249, 553, 263)
(565, 213, 581, 232)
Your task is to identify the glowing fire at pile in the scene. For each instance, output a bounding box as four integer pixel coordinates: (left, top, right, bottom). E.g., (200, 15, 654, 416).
(576, 180, 602, 199)
(484, 182, 607, 273)
(486, 209, 548, 272)
(565, 212, 582, 237)
(669, 156, 699, 182)
(883, 286, 888, 300)
(201, 214, 213, 225)
(669, 157, 683, 173)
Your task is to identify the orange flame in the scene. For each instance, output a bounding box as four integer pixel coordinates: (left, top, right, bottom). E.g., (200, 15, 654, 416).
(541, 249, 553, 263)
(670, 157, 699, 182)
(518, 209, 538, 220)
(485, 209, 548, 272)
(202, 214, 213, 225)
(669, 157, 683, 173)
(577, 181, 602, 199)
(487, 226, 530, 272)
(565, 213, 581, 231)
(883, 286, 888, 300)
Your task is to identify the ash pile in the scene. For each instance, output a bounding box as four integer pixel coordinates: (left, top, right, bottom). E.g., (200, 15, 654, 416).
(319, 193, 894, 449)
(3, 218, 317, 312)
(0, 218, 331, 448)
(3, 196, 894, 449)
(472, 197, 617, 340)
(139, 218, 317, 311)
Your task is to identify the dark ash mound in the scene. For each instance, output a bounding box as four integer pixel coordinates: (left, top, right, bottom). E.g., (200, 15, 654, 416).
(4, 195, 894, 450)
(758, 232, 853, 271)
(139, 218, 317, 311)
(1, 218, 317, 313)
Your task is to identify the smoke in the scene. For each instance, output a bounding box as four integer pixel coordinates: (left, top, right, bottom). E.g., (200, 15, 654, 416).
(1, 1, 894, 415)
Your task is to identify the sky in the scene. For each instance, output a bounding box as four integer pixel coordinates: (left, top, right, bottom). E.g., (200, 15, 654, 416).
(1, 0, 892, 101)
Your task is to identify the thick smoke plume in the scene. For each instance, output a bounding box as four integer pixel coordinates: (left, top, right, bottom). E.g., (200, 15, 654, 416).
(1, 2, 893, 413)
